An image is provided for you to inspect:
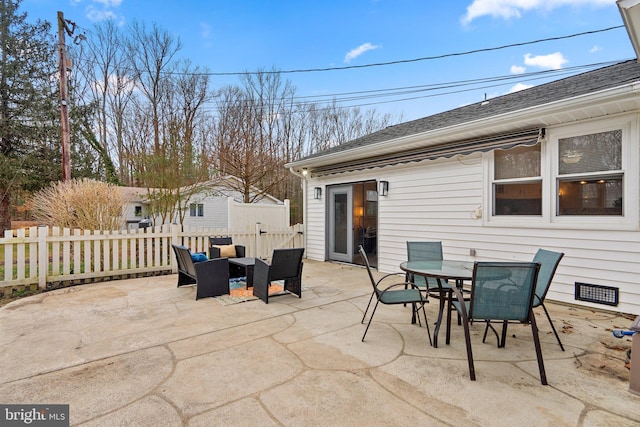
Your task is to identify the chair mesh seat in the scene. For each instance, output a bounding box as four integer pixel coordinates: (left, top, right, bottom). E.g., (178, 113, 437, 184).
(359, 245, 431, 345)
(379, 288, 424, 305)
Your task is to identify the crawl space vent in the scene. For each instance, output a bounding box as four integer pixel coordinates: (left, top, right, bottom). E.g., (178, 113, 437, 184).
(574, 282, 619, 306)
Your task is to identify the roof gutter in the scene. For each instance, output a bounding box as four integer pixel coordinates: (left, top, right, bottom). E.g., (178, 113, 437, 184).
(288, 167, 308, 251)
(618, 0, 640, 61)
(286, 82, 639, 173)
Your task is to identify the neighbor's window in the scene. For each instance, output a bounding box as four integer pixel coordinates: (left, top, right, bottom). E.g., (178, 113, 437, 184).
(493, 144, 542, 215)
(557, 130, 623, 216)
(189, 203, 204, 217)
(134, 206, 142, 217)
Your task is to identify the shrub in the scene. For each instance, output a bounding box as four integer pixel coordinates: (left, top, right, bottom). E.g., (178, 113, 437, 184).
(31, 179, 125, 230)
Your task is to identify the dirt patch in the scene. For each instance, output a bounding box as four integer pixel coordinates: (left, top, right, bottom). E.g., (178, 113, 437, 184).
(576, 351, 630, 382)
(0, 287, 42, 308)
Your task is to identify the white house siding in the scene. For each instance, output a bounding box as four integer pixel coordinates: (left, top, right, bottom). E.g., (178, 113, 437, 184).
(117, 187, 148, 229)
(305, 149, 640, 315)
(182, 194, 287, 231)
(182, 195, 229, 229)
(305, 183, 329, 261)
(121, 203, 142, 229)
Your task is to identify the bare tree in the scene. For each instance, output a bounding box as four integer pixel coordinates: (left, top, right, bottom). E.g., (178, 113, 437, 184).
(213, 70, 299, 203)
(302, 99, 397, 153)
(130, 61, 212, 223)
(211, 70, 399, 223)
(92, 20, 136, 184)
(172, 60, 211, 167)
(126, 21, 181, 153)
(25, 13, 402, 228)
(71, 19, 132, 185)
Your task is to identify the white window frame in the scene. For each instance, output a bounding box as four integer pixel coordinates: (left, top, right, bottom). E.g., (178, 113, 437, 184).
(549, 115, 638, 230)
(485, 114, 639, 230)
(492, 144, 544, 217)
(485, 141, 549, 226)
(189, 203, 204, 217)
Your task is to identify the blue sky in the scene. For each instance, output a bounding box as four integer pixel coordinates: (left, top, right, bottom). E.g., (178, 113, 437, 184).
(22, 0, 636, 122)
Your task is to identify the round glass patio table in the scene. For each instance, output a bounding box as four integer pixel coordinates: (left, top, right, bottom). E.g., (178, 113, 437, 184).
(400, 260, 474, 348)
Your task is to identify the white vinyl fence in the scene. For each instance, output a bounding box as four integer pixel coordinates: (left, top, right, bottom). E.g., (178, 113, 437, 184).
(0, 223, 304, 291)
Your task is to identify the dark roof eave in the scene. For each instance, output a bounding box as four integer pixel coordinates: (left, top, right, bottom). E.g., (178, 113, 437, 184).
(285, 60, 640, 174)
(287, 60, 640, 173)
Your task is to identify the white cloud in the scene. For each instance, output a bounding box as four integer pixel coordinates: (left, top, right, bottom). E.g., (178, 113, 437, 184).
(84, 0, 123, 23)
(590, 45, 602, 53)
(344, 43, 380, 63)
(92, 0, 123, 6)
(508, 82, 534, 93)
(510, 64, 526, 74)
(93, 74, 136, 95)
(86, 7, 118, 22)
(200, 23, 212, 40)
(462, 0, 615, 24)
(524, 52, 568, 69)
(200, 23, 213, 48)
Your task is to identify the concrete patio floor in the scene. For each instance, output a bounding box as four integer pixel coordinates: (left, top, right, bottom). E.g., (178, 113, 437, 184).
(0, 259, 638, 426)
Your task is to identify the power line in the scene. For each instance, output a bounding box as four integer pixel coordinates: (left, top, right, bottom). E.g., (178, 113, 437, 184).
(199, 26, 625, 76)
(70, 20, 628, 114)
(292, 62, 618, 102)
(75, 24, 624, 77)
(196, 61, 622, 113)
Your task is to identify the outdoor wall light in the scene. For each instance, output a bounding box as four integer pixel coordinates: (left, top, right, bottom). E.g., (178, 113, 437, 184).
(314, 187, 322, 200)
(379, 180, 389, 196)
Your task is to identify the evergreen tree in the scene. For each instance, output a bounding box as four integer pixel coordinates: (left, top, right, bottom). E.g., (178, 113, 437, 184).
(0, 0, 59, 231)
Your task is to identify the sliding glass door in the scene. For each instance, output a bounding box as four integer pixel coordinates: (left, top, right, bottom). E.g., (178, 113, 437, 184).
(327, 181, 378, 266)
(328, 185, 353, 262)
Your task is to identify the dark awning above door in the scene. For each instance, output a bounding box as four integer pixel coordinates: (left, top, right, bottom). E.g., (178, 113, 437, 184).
(311, 128, 544, 176)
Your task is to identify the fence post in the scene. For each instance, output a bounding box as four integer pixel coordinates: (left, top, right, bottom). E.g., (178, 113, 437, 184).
(255, 222, 262, 259)
(284, 199, 290, 227)
(170, 223, 180, 273)
(296, 223, 305, 251)
(38, 225, 48, 290)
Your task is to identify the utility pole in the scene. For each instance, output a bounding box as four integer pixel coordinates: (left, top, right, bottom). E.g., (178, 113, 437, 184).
(57, 11, 71, 181)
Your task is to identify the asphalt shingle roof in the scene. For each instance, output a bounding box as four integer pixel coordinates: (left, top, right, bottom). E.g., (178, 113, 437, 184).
(301, 60, 640, 161)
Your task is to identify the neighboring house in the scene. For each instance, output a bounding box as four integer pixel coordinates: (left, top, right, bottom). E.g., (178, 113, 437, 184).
(180, 175, 284, 229)
(287, 57, 640, 314)
(119, 176, 285, 231)
(119, 186, 151, 230)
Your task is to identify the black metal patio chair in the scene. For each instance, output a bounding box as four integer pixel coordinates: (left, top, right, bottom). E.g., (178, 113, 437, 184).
(531, 249, 566, 350)
(451, 261, 547, 384)
(406, 241, 445, 293)
(360, 245, 431, 345)
(407, 241, 467, 326)
(481, 249, 565, 350)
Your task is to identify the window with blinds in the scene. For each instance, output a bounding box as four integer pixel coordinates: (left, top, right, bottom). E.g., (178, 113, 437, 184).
(557, 130, 623, 216)
(493, 144, 542, 216)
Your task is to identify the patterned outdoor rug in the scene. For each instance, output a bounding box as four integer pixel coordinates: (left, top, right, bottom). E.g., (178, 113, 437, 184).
(214, 278, 286, 305)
